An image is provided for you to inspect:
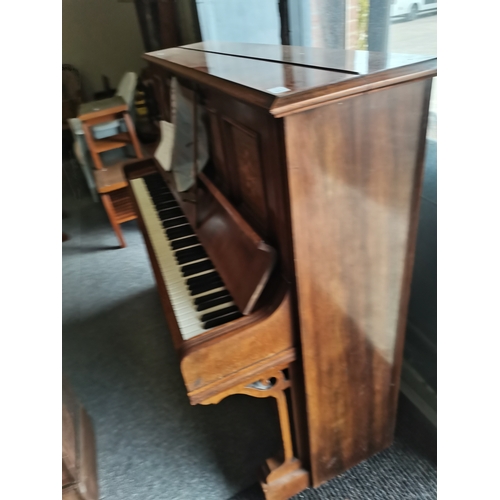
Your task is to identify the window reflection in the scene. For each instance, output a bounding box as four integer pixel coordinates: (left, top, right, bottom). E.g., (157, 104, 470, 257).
(388, 6, 436, 140)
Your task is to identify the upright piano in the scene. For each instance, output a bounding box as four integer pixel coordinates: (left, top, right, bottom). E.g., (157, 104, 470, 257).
(125, 42, 437, 500)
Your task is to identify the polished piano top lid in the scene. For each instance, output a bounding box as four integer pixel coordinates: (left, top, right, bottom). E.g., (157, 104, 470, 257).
(179, 41, 433, 76)
(144, 42, 436, 117)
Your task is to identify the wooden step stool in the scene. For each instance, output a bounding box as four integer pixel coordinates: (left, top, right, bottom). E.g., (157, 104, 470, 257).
(78, 96, 142, 248)
(93, 162, 137, 248)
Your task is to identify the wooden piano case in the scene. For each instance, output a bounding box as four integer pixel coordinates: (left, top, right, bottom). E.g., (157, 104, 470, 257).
(128, 43, 437, 498)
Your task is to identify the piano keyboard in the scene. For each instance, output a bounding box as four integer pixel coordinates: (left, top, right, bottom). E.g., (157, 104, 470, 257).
(130, 173, 242, 340)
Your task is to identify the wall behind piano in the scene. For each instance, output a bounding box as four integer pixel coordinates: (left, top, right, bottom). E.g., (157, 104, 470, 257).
(62, 0, 146, 100)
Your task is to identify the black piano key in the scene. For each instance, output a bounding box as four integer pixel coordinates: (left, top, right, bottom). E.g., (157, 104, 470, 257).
(149, 186, 172, 194)
(162, 217, 188, 229)
(166, 225, 194, 240)
(182, 259, 213, 276)
(175, 246, 206, 262)
(176, 254, 198, 266)
(157, 201, 175, 210)
(157, 207, 181, 219)
(175, 246, 206, 264)
(148, 185, 170, 192)
(194, 290, 230, 305)
(146, 181, 167, 190)
(201, 305, 239, 323)
(176, 253, 207, 266)
(186, 271, 219, 287)
(158, 207, 183, 220)
(154, 202, 176, 212)
(144, 173, 162, 182)
(153, 196, 176, 205)
(148, 188, 175, 201)
(203, 311, 242, 330)
(197, 295, 233, 312)
(156, 200, 178, 210)
(189, 279, 224, 296)
(146, 177, 167, 186)
(173, 236, 200, 251)
(155, 203, 177, 213)
(146, 180, 166, 190)
(148, 188, 164, 195)
(177, 253, 207, 267)
(153, 197, 174, 205)
(188, 275, 223, 294)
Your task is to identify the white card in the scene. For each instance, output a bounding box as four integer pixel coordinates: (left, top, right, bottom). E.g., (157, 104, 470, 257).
(266, 86, 291, 94)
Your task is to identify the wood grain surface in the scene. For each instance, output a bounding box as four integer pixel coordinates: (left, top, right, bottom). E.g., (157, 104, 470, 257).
(284, 78, 433, 486)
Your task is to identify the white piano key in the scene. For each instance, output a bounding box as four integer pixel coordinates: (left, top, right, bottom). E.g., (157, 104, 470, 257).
(131, 177, 238, 341)
(191, 286, 226, 299)
(198, 301, 235, 317)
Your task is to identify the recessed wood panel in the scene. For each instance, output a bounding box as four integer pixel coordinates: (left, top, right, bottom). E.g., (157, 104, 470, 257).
(205, 107, 230, 195)
(224, 118, 267, 231)
(202, 89, 296, 281)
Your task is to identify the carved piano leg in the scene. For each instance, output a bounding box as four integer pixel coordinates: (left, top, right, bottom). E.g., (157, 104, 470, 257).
(200, 369, 310, 500)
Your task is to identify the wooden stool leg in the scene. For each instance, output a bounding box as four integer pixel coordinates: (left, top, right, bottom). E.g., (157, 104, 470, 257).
(81, 122, 104, 170)
(122, 112, 143, 159)
(101, 194, 126, 248)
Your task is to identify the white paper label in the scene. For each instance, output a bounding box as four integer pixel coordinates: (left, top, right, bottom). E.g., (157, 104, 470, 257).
(266, 86, 291, 94)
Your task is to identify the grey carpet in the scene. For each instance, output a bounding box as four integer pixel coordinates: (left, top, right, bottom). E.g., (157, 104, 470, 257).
(62, 155, 436, 500)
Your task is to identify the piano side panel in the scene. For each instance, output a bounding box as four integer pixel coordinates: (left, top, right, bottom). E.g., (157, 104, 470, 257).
(284, 78, 433, 486)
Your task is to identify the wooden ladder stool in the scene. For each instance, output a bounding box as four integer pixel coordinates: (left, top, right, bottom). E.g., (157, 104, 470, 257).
(93, 164, 137, 248)
(78, 96, 143, 170)
(78, 96, 142, 248)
